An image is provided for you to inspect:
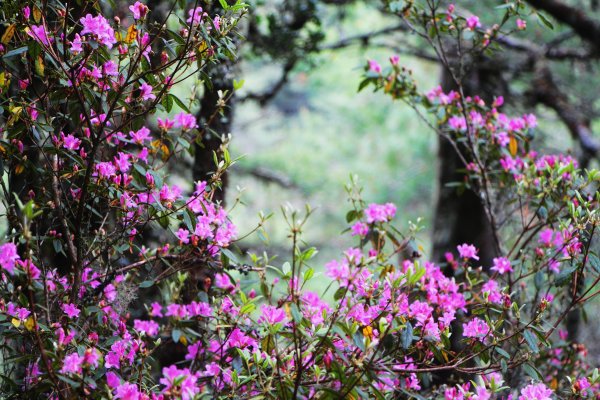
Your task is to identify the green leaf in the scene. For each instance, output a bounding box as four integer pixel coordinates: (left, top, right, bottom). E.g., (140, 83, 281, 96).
(536, 12, 554, 30)
(221, 248, 239, 264)
(303, 268, 314, 282)
(333, 287, 346, 301)
(555, 264, 577, 286)
(290, 303, 302, 323)
(495, 347, 510, 359)
(2, 46, 27, 59)
(400, 322, 414, 349)
(588, 254, 600, 274)
(523, 329, 539, 353)
(139, 280, 154, 288)
(522, 363, 542, 380)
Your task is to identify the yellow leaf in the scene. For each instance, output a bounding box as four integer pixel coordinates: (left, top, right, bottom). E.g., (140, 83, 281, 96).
(0, 72, 5, 87)
(35, 55, 44, 77)
(509, 136, 518, 157)
(1, 24, 16, 45)
(198, 41, 208, 54)
(11, 318, 21, 328)
(179, 334, 187, 345)
(24, 317, 35, 331)
(125, 25, 137, 44)
(362, 325, 373, 339)
(160, 143, 170, 161)
(550, 377, 558, 390)
(384, 77, 394, 94)
(15, 164, 24, 175)
(33, 7, 42, 23)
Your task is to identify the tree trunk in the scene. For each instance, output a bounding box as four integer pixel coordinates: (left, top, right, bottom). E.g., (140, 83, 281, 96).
(432, 64, 503, 271)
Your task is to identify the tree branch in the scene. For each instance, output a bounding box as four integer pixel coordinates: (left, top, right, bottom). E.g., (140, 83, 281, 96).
(529, 64, 600, 167)
(526, 0, 600, 51)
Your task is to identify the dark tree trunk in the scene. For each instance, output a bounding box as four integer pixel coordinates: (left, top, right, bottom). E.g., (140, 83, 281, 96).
(432, 66, 500, 271)
(193, 61, 234, 203)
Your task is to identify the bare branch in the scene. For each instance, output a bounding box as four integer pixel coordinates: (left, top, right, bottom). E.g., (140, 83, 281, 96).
(526, 0, 600, 51)
(530, 64, 600, 167)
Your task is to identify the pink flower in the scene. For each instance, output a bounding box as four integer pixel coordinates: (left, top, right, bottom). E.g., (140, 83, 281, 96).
(61, 303, 81, 319)
(368, 59, 382, 74)
(22, 6, 31, 19)
(516, 19, 527, 30)
(350, 221, 368, 237)
(457, 243, 479, 261)
(364, 203, 396, 223)
(575, 377, 591, 392)
(60, 352, 84, 375)
(79, 14, 117, 48)
(491, 257, 512, 274)
(466, 15, 481, 31)
(518, 383, 553, 400)
(187, 7, 205, 26)
(129, 126, 151, 144)
(139, 82, 156, 101)
(157, 117, 174, 131)
(18, 259, 41, 279)
(129, 2, 149, 20)
(174, 112, 198, 130)
(325, 259, 350, 283)
(215, 273, 234, 290)
(257, 304, 288, 326)
(389, 55, 400, 65)
(133, 319, 160, 336)
(0, 243, 20, 274)
(149, 302, 163, 317)
(448, 116, 467, 131)
(114, 382, 142, 400)
(176, 228, 190, 244)
(103, 60, 118, 77)
(71, 34, 83, 54)
(462, 317, 490, 341)
(62, 133, 81, 151)
(28, 25, 53, 46)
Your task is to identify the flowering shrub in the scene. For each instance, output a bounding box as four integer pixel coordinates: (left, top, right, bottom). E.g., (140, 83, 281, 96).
(0, 0, 599, 399)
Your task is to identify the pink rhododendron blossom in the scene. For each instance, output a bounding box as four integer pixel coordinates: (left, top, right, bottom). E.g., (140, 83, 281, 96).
(457, 244, 479, 261)
(466, 16, 481, 31)
(129, 2, 149, 20)
(79, 14, 117, 48)
(463, 318, 490, 341)
(187, 7, 206, 26)
(364, 203, 396, 223)
(517, 18, 527, 30)
(114, 382, 142, 400)
(60, 353, 84, 375)
(0, 243, 19, 274)
(350, 221, 369, 237)
(71, 34, 83, 54)
(491, 257, 512, 274)
(139, 82, 156, 101)
(133, 319, 160, 336)
(62, 133, 81, 151)
(174, 112, 198, 130)
(368, 59, 382, 74)
(61, 303, 81, 318)
(518, 383, 553, 400)
(257, 304, 288, 325)
(28, 25, 53, 46)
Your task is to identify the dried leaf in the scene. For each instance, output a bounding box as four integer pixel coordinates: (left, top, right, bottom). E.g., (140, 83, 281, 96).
(1, 24, 16, 45)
